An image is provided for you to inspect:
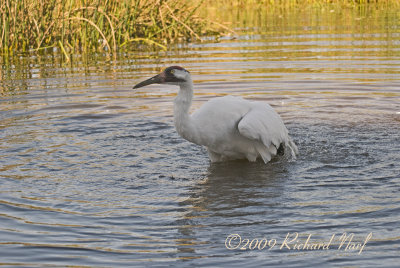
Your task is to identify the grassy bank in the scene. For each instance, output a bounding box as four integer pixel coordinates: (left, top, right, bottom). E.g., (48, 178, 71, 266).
(1, 0, 400, 56)
(208, 0, 400, 8)
(0, 0, 212, 56)
(203, 0, 400, 28)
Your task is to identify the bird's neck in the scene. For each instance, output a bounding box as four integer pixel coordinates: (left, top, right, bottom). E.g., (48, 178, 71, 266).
(173, 80, 197, 143)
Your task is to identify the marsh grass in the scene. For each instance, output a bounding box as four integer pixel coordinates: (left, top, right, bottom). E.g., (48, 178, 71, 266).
(202, 0, 400, 42)
(0, 0, 214, 56)
(1, 0, 400, 57)
(211, 0, 400, 8)
(202, 0, 400, 20)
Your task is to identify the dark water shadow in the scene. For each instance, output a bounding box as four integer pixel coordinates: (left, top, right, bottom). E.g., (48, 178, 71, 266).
(191, 157, 291, 207)
(172, 159, 292, 261)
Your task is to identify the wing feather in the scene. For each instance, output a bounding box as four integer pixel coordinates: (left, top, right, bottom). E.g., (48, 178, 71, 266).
(237, 103, 289, 149)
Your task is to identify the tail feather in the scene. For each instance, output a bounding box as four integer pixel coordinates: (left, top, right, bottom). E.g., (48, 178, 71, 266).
(286, 137, 298, 159)
(256, 145, 272, 164)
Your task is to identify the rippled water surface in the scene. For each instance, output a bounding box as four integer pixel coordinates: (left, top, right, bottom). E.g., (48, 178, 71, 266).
(1, 6, 400, 267)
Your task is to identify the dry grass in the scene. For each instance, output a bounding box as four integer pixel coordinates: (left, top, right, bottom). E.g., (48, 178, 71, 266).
(0, 0, 212, 56)
(211, 0, 400, 7)
(1, 0, 399, 56)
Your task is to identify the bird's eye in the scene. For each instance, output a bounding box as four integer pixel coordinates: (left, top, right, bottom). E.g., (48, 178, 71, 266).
(171, 70, 175, 74)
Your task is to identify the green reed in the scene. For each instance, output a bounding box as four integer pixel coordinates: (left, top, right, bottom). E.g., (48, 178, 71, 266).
(0, 0, 210, 56)
(208, 0, 400, 8)
(1, 0, 399, 57)
(201, 0, 400, 39)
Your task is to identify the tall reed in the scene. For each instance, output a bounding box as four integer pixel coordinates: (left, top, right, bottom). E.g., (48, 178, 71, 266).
(0, 0, 209, 56)
(1, 0, 399, 56)
(209, 0, 400, 8)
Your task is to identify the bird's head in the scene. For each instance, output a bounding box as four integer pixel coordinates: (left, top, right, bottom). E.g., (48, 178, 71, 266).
(133, 66, 190, 89)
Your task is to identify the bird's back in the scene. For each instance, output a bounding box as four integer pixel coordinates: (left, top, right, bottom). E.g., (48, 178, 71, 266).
(189, 96, 297, 162)
(191, 96, 251, 140)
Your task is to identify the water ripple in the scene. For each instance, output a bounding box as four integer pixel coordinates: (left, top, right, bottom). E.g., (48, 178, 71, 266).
(1, 8, 400, 267)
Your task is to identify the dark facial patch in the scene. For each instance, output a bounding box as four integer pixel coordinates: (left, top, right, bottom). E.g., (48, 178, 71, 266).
(164, 66, 189, 74)
(163, 66, 188, 83)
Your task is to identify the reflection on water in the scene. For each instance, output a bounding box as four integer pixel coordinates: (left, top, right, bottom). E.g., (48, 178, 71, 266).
(1, 4, 400, 267)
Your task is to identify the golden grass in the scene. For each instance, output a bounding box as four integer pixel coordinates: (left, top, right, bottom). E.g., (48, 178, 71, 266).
(1, 0, 399, 56)
(0, 0, 211, 56)
(201, 0, 400, 37)
(208, 0, 400, 8)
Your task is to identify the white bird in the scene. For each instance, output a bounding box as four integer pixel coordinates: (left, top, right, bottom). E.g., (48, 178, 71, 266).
(133, 66, 298, 163)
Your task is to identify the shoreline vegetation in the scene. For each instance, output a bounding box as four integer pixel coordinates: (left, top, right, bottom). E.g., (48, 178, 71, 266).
(1, 0, 400, 57)
(0, 0, 214, 57)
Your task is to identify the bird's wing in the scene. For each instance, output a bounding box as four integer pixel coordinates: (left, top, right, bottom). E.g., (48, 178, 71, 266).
(237, 103, 289, 149)
(190, 96, 250, 145)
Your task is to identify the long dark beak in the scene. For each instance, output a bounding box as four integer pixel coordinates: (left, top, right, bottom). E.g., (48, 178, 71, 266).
(133, 74, 163, 89)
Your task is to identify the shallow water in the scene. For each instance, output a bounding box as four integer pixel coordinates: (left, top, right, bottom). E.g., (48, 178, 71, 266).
(1, 6, 400, 267)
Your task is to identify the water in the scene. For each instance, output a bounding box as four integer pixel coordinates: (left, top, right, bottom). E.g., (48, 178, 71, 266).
(1, 6, 400, 267)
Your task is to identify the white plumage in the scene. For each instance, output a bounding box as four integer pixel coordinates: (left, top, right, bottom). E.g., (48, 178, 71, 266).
(133, 66, 298, 163)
